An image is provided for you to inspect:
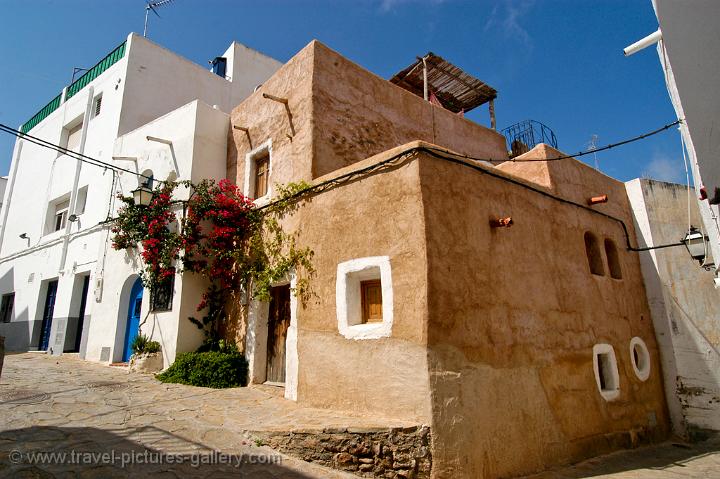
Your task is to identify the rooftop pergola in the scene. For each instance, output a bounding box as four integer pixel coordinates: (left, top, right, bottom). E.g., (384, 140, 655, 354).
(389, 52, 498, 129)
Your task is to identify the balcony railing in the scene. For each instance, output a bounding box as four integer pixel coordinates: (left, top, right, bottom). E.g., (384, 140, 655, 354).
(501, 120, 558, 158)
(20, 40, 127, 133)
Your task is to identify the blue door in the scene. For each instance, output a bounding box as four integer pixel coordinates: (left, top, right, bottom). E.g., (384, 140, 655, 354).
(39, 280, 59, 351)
(122, 278, 144, 362)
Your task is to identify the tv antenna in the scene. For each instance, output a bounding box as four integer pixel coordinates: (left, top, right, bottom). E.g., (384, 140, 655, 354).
(144, 0, 175, 38)
(587, 134, 600, 170)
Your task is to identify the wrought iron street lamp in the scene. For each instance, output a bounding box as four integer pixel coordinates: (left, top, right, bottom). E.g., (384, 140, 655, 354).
(682, 226, 707, 263)
(132, 184, 154, 206)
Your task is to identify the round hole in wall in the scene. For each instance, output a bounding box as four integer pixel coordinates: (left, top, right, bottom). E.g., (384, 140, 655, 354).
(630, 337, 651, 381)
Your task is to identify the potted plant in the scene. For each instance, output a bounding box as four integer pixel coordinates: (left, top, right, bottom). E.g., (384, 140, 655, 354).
(128, 334, 163, 373)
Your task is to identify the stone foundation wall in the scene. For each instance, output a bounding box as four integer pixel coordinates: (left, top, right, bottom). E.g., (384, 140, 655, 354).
(255, 425, 431, 478)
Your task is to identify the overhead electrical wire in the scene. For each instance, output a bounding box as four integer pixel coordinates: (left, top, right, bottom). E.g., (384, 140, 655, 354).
(260, 141, 686, 253)
(0, 119, 686, 252)
(0, 123, 158, 184)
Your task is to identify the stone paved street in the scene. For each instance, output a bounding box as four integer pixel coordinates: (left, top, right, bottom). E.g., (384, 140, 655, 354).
(523, 436, 720, 479)
(2, 353, 720, 478)
(0, 353, 409, 478)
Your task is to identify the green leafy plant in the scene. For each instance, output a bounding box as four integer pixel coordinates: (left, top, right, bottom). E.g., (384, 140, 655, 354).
(156, 350, 248, 388)
(130, 333, 161, 355)
(110, 178, 315, 349)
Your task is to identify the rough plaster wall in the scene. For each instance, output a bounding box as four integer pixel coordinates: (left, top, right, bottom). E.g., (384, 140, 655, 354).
(290, 158, 432, 424)
(310, 42, 507, 179)
(227, 42, 315, 190)
(420, 154, 668, 478)
(628, 178, 720, 435)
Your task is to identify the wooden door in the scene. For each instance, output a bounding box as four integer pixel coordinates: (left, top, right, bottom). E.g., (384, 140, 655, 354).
(266, 285, 290, 384)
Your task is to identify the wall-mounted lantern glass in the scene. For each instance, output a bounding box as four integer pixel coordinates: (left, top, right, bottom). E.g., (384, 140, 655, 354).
(132, 185, 154, 207)
(682, 226, 708, 263)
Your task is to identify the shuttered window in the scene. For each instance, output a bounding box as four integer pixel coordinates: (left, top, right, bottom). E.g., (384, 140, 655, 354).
(65, 123, 83, 152)
(254, 154, 269, 198)
(93, 95, 102, 118)
(361, 280, 383, 323)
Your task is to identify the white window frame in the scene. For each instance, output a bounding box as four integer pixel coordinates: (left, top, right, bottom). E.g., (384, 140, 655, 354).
(53, 199, 70, 232)
(593, 343, 620, 401)
(629, 337, 651, 381)
(336, 256, 393, 340)
(243, 139, 272, 205)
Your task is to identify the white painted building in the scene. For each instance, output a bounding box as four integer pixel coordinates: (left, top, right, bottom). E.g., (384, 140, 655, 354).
(627, 178, 720, 438)
(626, 1, 720, 281)
(0, 33, 281, 366)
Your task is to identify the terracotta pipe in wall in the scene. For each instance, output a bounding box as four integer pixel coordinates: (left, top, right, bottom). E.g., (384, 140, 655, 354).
(588, 195, 608, 205)
(490, 217, 513, 228)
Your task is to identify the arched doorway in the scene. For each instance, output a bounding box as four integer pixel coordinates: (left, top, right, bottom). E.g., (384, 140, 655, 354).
(122, 277, 143, 362)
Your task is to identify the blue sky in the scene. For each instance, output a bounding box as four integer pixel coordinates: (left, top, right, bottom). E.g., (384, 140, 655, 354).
(0, 0, 686, 183)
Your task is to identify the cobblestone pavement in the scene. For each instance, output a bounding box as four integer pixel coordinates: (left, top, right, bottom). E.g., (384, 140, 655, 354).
(0, 353, 412, 478)
(523, 436, 720, 479)
(2, 353, 720, 478)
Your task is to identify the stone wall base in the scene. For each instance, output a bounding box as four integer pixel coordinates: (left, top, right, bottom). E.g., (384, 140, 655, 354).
(254, 425, 431, 478)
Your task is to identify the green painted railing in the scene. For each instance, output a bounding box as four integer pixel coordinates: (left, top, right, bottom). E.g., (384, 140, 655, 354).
(19, 93, 62, 134)
(20, 40, 127, 134)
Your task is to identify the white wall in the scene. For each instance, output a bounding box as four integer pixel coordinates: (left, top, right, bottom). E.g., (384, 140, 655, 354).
(85, 100, 229, 366)
(627, 178, 720, 438)
(653, 0, 720, 277)
(118, 34, 281, 137)
(0, 32, 279, 359)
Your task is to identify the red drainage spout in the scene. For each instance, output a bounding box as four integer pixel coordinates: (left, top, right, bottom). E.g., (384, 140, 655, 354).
(490, 217, 513, 228)
(588, 195, 608, 205)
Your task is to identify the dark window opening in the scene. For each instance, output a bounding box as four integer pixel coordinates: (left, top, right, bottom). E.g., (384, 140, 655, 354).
(584, 232, 605, 276)
(150, 274, 174, 312)
(0, 293, 14, 323)
(605, 238, 622, 279)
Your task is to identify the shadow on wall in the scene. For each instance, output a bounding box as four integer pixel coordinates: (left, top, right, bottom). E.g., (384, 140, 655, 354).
(0, 266, 33, 352)
(0, 426, 317, 478)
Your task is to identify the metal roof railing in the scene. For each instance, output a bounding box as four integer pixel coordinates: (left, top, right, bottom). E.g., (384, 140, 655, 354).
(501, 120, 558, 158)
(20, 40, 127, 133)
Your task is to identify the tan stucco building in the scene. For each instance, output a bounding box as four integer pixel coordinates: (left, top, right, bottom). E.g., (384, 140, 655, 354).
(227, 40, 669, 478)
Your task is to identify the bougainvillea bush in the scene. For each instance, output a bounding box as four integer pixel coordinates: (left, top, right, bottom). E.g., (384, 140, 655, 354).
(110, 178, 313, 344)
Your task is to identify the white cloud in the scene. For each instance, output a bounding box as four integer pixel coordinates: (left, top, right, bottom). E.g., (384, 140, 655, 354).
(483, 0, 535, 47)
(641, 153, 686, 184)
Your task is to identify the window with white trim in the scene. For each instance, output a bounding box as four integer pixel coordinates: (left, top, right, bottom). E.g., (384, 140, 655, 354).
(336, 256, 393, 340)
(63, 122, 83, 153)
(53, 199, 70, 232)
(243, 141, 272, 201)
(593, 343, 620, 401)
(630, 337, 651, 381)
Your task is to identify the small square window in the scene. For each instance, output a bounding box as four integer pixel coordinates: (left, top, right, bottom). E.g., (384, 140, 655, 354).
(0, 293, 14, 323)
(336, 256, 393, 340)
(150, 274, 174, 312)
(54, 200, 70, 232)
